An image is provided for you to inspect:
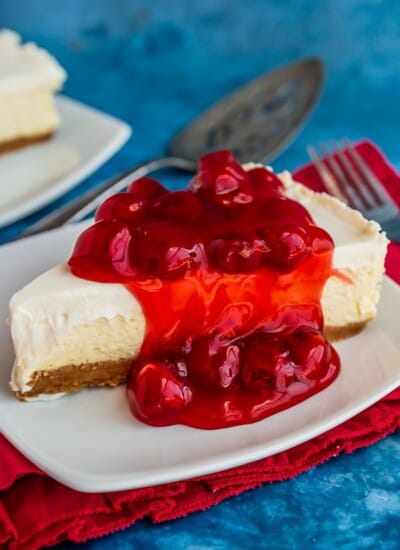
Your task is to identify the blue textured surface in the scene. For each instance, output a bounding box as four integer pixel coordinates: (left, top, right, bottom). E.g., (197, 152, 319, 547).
(1, 1, 400, 548)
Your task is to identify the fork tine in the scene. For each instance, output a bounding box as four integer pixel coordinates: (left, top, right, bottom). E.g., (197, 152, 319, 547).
(308, 138, 400, 227)
(306, 145, 347, 202)
(332, 138, 375, 208)
(343, 137, 398, 209)
(318, 142, 364, 210)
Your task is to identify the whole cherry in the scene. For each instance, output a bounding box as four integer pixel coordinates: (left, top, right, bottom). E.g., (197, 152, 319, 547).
(128, 361, 192, 426)
(188, 338, 241, 390)
(307, 225, 334, 255)
(127, 176, 167, 200)
(246, 166, 283, 198)
(95, 192, 148, 224)
(262, 223, 311, 271)
(287, 326, 335, 381)
(68, 220, 135, 281)
(241, 332, 292, 392)
(131, 220, 206, 278)
(208, 233, 270, 273)
(152, 190, 204, 221)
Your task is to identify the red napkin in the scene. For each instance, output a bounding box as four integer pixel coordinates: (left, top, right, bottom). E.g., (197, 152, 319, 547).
(1, 140, 400, 550)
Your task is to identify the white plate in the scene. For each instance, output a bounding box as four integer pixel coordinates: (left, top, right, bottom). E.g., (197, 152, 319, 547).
(1, 224, 400, 493)
(0, 96, 131, 227)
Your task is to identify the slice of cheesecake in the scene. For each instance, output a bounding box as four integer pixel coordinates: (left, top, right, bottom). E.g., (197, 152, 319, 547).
(9, 265, 145, 400)
(0, 29, 66, 152)
(8, 168, 388, 405)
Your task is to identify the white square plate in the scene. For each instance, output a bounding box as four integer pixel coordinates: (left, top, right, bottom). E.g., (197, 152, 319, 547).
(1, 224, 400, 493)
(0, 96, 131, 227)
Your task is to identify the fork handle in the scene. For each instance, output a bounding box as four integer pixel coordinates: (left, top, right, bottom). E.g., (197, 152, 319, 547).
(12, 156, 196, 241)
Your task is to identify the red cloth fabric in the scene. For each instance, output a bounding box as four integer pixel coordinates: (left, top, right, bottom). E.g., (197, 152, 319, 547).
(1, 140, 400, 549)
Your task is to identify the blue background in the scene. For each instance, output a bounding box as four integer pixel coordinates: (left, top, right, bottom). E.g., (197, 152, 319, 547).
(1, 0, 400, 548)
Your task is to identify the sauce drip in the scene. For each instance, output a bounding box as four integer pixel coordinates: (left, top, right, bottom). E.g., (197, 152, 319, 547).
(69, 151, 340, 429)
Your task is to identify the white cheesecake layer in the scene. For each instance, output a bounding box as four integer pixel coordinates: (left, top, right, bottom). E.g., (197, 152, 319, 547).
(322, 265, 384, 330)
(9, 264, 145, 394)
(0, 90, 60, 142)
(8, 175, 389, 396)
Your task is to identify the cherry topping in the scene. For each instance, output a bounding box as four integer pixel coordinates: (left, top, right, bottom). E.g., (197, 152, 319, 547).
(308, 225, 334, 254)
(196, 150, 246, 191)
(127, 176, 167, 200)
(208, 233, 270, 273)
(288, 326, 334, 380)
(262, 197, 314, 225)
(132, 220, 206, 279)
(241, 332, 291, 391)
(129, 361, 192, 426)
(69, 220, 135, 281)
(153, 190, 204, 221)
(95, 192, 148, 224)
(192, 150, 252, 205)
(247, 166, 283, 198)
(189, 338, 241, 390)
(262, 223, 311, 271)
(69, 150, 340, 429)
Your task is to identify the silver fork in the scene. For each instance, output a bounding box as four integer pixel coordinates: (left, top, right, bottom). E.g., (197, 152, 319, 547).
(307, 138, 400, 243)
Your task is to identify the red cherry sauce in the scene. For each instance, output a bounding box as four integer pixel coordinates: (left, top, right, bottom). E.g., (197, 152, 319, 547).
(69, 151, 340, 429)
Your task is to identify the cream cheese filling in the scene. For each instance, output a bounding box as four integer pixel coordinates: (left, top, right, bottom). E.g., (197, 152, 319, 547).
(9, 265, 146, 393)
(0, 90, 60, 142)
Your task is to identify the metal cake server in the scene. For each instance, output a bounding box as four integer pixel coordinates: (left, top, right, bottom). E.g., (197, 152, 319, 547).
(14, 57, 324, 240)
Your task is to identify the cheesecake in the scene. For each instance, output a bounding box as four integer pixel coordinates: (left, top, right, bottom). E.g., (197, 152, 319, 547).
(8, 152, 389, 428)
(0, 29, 66, 152)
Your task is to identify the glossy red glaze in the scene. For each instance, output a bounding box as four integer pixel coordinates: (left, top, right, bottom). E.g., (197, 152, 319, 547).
(69, 150, 340, 429)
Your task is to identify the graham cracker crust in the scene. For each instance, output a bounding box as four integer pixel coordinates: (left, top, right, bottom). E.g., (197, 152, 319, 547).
(16, 320, 372, 400)
(17, 358, 133, 400)
(324, 320, 369, 342)
(0, 131, 54, 154)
